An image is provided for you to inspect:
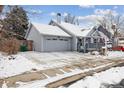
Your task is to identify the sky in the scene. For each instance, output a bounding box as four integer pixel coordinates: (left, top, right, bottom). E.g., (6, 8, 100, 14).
(3, 5, 124, 28)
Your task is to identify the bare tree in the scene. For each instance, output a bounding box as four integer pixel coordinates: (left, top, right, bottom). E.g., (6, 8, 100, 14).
(96, 11, 124, 38)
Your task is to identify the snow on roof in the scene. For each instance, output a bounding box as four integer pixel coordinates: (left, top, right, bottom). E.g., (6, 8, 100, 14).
(52, 20, 91, 37)
(32, 23, 71, 37)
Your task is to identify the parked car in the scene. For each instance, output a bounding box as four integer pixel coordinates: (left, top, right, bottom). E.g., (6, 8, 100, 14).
(112, 46, 124, 51)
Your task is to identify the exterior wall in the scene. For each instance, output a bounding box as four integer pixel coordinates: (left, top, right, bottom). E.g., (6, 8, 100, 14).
(72, 37, 78, 51)
(27, 26, 43, 52)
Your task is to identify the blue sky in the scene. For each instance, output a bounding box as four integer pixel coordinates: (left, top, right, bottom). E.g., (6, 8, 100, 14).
(9, 5, 124, 27)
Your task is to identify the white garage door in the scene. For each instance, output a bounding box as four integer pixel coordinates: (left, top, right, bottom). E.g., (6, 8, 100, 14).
(44, 36, 71, 52)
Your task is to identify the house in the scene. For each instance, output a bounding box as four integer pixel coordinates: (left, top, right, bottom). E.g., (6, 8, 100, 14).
(25, 23, 72, 52)
(49, 20, 105, 52)
(26, 14, 113, 53)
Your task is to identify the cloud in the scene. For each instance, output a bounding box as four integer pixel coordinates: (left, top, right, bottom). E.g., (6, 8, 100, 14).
(78, 9, 119, 25)
(79, 5, 95, 8)
(63, 12, 68, 17)
(50, 12, 56, 16)
(27, 9, 43, 14)
(78, 15, 102, 22)
(50, 12, 69, 17)
(94, 9, 118, 16)
(113, 6, 118, 9)
(77, 15, 103, 28)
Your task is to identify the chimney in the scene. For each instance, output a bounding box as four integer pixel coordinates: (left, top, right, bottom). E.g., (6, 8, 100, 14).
(57, 13, 61, 24)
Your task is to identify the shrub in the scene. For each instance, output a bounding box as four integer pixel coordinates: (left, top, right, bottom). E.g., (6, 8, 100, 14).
(0, 37, 20, 55)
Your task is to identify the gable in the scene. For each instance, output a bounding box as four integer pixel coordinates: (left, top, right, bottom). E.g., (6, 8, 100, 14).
(87, 27, 101, 37)
(97, 25, 112, 39)
(92, 31, 101, 37)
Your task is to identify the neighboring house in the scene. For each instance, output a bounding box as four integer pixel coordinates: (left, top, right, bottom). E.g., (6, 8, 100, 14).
(49, 20, 105, 52)
(25, 23, 71, 52)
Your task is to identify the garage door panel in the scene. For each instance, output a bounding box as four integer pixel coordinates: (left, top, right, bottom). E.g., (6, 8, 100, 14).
(44, 36, 71, 52)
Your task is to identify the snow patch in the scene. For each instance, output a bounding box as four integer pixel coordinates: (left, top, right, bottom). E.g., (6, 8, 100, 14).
(0, 54, 39, 78)
(69, 67, 124, 88)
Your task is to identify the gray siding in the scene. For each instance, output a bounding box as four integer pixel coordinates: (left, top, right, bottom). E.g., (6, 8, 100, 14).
(27, 26, 43, 52)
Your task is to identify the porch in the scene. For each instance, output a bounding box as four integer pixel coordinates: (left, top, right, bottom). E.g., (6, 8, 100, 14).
(86, 43, 105, 51)
(77, 37, 105, 52)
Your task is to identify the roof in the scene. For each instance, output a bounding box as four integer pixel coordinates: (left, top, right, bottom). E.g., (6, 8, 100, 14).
(51, 20, 91, 37)
(32, 23, 71, 37)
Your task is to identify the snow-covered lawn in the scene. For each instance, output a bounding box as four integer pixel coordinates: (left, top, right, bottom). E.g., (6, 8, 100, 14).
(68, 66, 124, 88)
(0, 51, 87, 78)
(0, 54, 39, 78)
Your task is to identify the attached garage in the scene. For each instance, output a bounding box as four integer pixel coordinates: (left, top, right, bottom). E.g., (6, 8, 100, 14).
(26, 23, 72, 52)
(44, 36, 71, 52)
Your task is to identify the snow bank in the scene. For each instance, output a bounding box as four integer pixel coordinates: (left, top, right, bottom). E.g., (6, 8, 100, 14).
(105, 51, 124, 58)
(0, 54, 38, 78)
(69, 67, 124, 88)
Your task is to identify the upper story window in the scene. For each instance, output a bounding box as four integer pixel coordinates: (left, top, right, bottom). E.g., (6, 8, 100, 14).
(86, 38, 91, 43)
(94, 38, 97, 43)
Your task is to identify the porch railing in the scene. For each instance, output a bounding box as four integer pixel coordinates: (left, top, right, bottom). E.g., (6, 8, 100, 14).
(87, 43, 105, 50)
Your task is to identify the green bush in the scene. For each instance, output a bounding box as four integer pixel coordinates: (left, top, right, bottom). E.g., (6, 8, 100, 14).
(20, 45, 28, 52)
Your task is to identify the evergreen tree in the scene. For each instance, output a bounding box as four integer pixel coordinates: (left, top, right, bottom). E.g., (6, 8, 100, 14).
(1, 6, 29, 39)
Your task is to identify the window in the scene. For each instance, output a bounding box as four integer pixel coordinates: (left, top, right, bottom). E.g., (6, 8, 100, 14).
(100, 38, 104, 43)
(94, 38, 97, 43)
(53, 38, 57, 40)
(59, 39, 64, 41)
(47, 38, 51, 40)
(86, 38, 91, 43)
(64, 39, 68, 41)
